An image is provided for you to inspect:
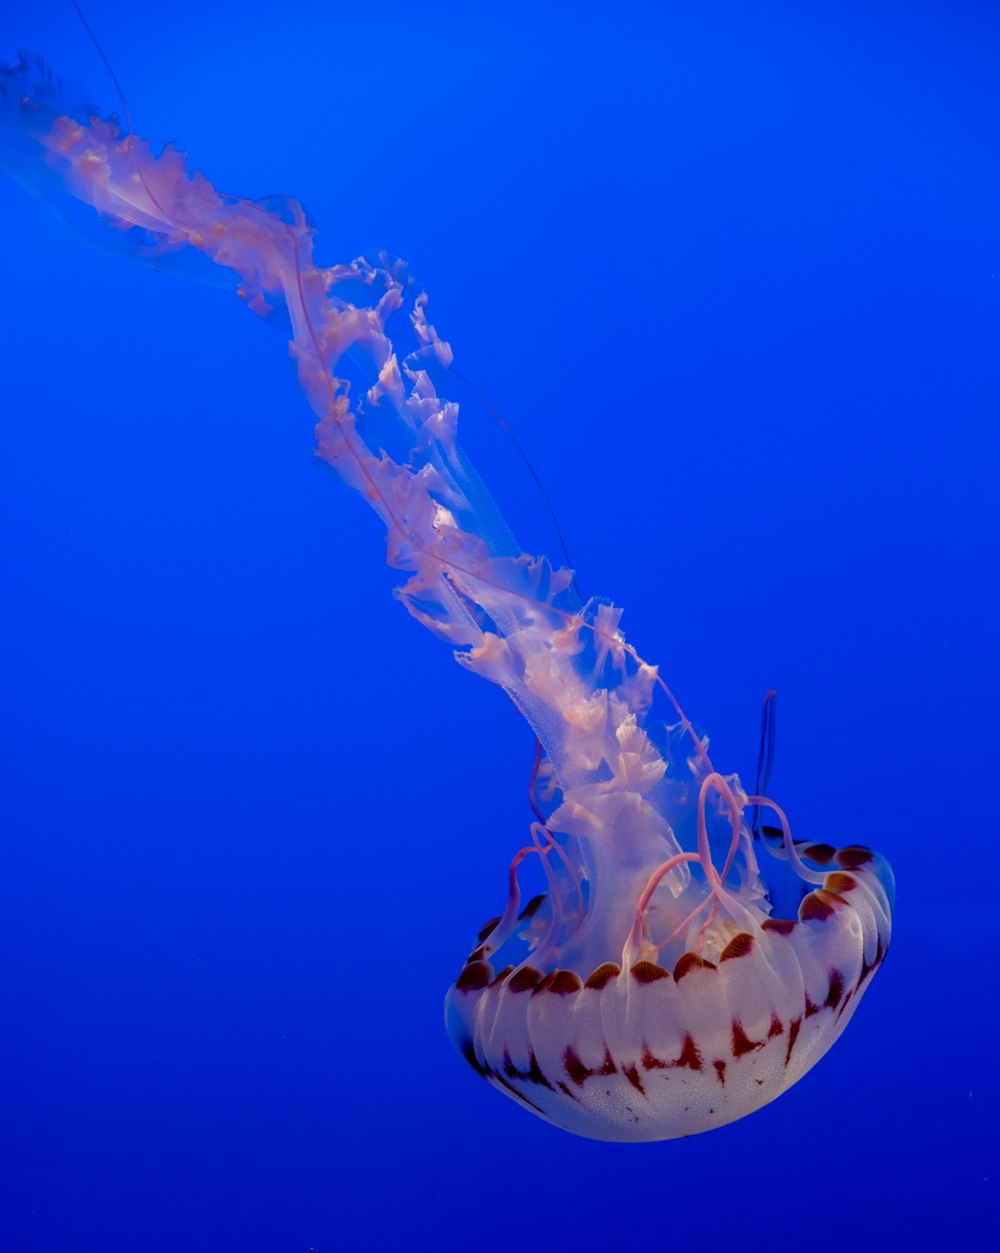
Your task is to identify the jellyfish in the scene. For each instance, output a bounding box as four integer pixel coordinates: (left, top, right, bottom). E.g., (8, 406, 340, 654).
(1, 53, 893, 1142)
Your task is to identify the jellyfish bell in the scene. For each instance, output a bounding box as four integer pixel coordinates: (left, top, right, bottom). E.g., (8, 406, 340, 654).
(445, 741, 894, 1142)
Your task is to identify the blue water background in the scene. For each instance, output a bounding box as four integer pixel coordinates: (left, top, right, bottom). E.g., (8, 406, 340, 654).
(2, 2, 997, 1249)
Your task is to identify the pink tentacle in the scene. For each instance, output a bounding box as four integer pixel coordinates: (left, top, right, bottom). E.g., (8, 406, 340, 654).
(476, 842, 538, 959)
(527, 823, 566, 971)
(622, 851, 705, 967)
(626, 771, 762, 966)
(745, 794, 826, 886)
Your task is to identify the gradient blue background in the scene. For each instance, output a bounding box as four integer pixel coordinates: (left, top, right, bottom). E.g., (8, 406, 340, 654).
(2, 2, 997, 1249)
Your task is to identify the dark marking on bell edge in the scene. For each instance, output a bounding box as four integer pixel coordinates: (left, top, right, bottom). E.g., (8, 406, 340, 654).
(533, 969, 582, 996)
(477, 917, 501, 942)
(720, 933, 754, 961)
(732, 1021, 764, 1058)
(623, 1064, 645, 1095)
(455, 961, 492, 993)
(493, 1071, 547, 1115)
(564, 1046, 617, 1086)
(532, 971, 556, 996)
(631, 960, 671, 984)
(518, 894, 546, 920)
(803, 842, 836, 864)
(472, 1045, 551, 1114)
(804, 991, 820, 1019)
(713, 1060, 727, 1085)
(824, 872, 857, 894)
(761, 918, 797, 936)
(642, 1034, 703, 1072)
(859, 934, 887, 986)
(674, 952, 718, 981)
(799, 890, 837, 922)
(503, 1048, 555, 1091)
(549, 970, 583, 995)
(674, 1034, 703, 1071)
(564, 1047, 590, 1085)
(642, 1044, 667, 1071)
(461, 1039, 488, 1078)
(584, 962, 621, 990)
(489, 964, 513, 987)
(785, 1018, 802, 1067)
(768, 1014, 784, 1039)
(825, 970, 845, 1010)
(507, 966, 542, 993)
(837, 845, 874, 868)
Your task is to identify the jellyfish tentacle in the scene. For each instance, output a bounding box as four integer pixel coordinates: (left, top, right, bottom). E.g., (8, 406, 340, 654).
(526, 739, 544, 823)
(524, 741, 586, 935)
(750, 689, 778, 836)
(524, 824, 566, 972)
(624, 770, 757, 968)
(540, 831, 586, 938)
(475, 843, 537, 960)
(746, 795, 826, 885)
(622, 851, 704, 968)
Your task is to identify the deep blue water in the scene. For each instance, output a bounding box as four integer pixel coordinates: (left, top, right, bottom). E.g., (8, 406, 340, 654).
(1, 2, 997, 1249)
